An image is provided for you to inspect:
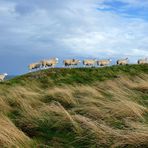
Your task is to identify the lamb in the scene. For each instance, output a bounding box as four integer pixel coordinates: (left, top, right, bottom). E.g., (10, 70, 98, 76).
(0, 73, 8, 81)
(97, 59, 112, 66)
(41, 58, 59, 68)
(83, 59, 97, 67)
(138, 58, 148, 64)
(63, 59, 81, 67)
(117, 58, 128, 65)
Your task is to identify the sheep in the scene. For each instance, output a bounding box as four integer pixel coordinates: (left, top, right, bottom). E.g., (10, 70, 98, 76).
(28, 62, 41, 71)
(0, 73, 8, 81)
(97, 59, 112, 66)
(63, 59, 81, 67)
(138, 58, 148, 64)
(83, 59, 97, 67)
(41, 58, 59, 68)
(117, 58, 128, 65)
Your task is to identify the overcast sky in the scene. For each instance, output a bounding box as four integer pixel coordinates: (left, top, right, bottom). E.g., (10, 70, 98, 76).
(0, 0, 148, 75)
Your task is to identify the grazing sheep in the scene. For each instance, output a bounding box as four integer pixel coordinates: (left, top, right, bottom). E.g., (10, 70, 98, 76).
(0, 73, 8, 81)
(63, 59, 81, 67)
(83, 59, 97, 67)
(138, 58, 148, 64)
(97, 59, 112, 66)
(41, 58, 59, 68)
(117, 58, 128, 65)
(28, 62, 41, 71)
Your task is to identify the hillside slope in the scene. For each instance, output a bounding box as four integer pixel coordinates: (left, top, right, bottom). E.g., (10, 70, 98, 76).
(0, 64, 148, 148)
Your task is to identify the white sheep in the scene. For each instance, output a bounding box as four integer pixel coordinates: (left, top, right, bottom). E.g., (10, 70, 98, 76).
(41, 58, 59, 68)
(138, 58, 148, 64)
(97, 59, 112, 66)
(83, 59, 97, 67)
(28, 62, 41, 71)
(63, 59, 81, 67)
(117, 58, 128, 65)
(0, 73, 8, 81)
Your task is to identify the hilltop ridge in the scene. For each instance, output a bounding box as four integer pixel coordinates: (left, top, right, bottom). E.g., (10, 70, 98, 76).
(8, 64, 148, 86)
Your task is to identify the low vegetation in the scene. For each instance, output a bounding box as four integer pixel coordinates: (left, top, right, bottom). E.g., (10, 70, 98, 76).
(0, 64, 148, 148)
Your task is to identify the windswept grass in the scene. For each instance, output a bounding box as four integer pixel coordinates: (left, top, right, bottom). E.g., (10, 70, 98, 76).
(0, 115, 31, 147)
(0, 64, 148, 147)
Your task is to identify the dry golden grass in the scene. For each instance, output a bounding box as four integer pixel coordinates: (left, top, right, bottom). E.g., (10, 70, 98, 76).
(0, 73, 148, 147)
(0, 115, 31, 147)
(45, 87, 78, 106)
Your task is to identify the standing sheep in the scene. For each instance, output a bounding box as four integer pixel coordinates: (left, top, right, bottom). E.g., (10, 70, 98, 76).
(0, 73, 8, 81)
(63, 59, 81, 67)
(97, 59, 112, 66)
(83, 59, 97, 67)
(138, 58, 148, 64)
(117, 58, 128, 65)
(28, 62, 41, 71)
(41, 58, 59, 68)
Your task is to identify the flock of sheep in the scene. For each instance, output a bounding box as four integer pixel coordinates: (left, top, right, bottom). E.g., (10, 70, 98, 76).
(28, 57, 148, 71)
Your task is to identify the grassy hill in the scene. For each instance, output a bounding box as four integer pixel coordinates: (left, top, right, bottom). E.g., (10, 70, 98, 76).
(0, 64, 148, 148)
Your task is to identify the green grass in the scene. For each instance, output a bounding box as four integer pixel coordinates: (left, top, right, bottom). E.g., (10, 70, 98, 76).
(8, 64, 148, 87)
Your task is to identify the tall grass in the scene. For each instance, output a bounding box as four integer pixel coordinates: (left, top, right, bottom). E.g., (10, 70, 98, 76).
(0, 115, 31, 147)
(0, 65, 148, 147)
